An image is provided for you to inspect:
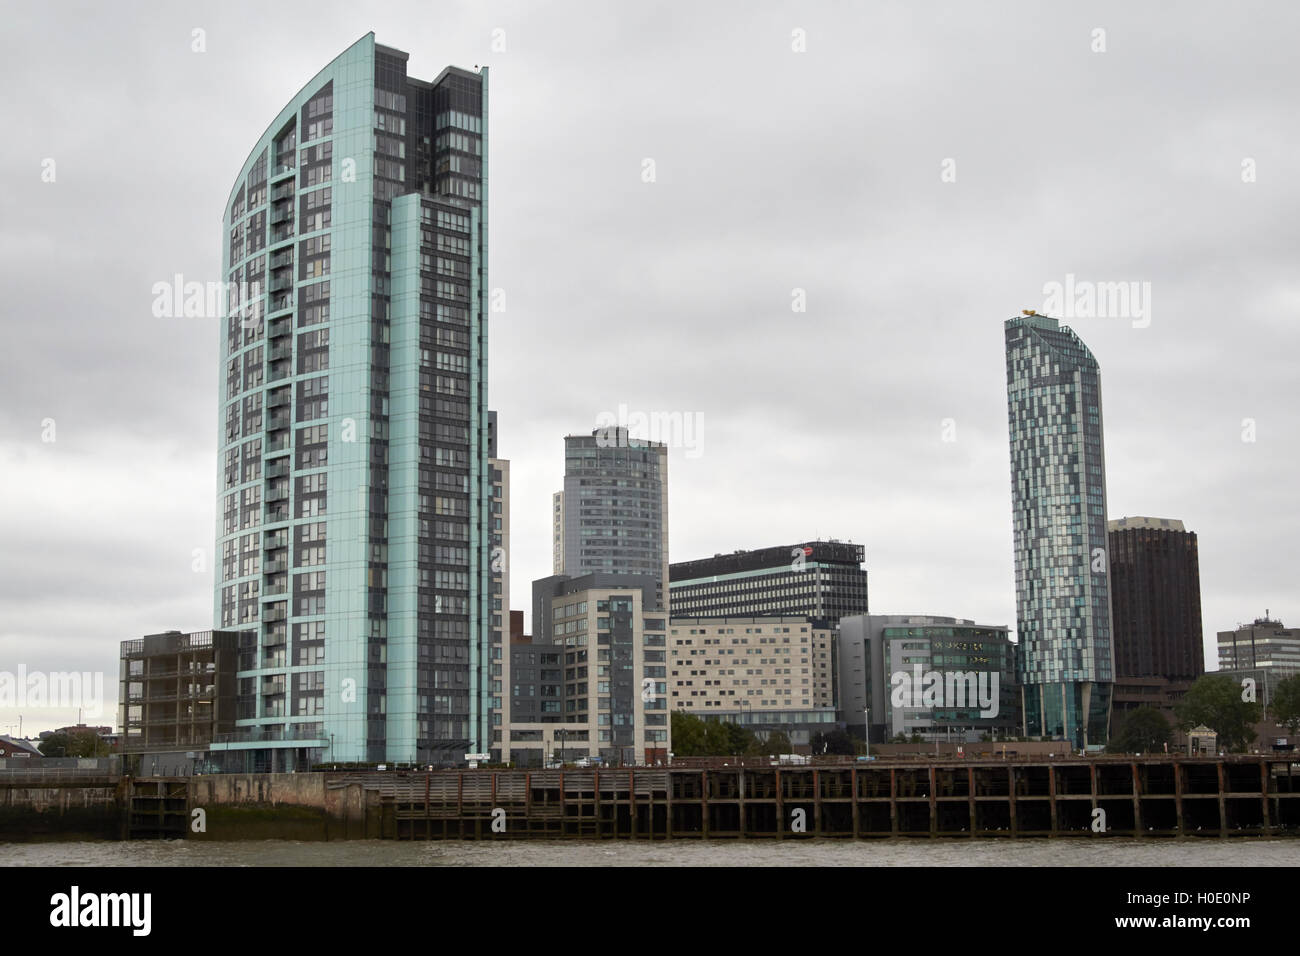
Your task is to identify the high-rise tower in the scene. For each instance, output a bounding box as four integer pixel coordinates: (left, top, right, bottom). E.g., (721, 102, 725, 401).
(554, 427, 669, 610)
(1107, 516, 1204, 680)
(1005, 314, 1114, 748)
(213, 35, 491, 769)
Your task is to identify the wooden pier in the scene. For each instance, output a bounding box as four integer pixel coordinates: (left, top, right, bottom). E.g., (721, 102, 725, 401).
(366, 755, 1300, 840)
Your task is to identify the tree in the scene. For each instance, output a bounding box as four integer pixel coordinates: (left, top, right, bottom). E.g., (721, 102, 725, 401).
(38, 733, 69, 758)
(669, 711, 764, 757)
(37, 730, 110, 758)
(1106, 707, 1172, 754)
(765, 730, 792, 754)
(1270, 675, 1300, 742)
(1174, 674, 1262, 752)
(669, 711, 706, 756)
(720, 721, 751, 756)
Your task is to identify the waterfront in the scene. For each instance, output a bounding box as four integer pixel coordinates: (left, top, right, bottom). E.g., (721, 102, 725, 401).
(5, 838, 1299, 867)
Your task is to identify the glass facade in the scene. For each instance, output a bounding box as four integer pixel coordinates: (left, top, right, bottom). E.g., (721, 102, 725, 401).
(1005, 315, 1113, 748)
(213, 34, 490, 768)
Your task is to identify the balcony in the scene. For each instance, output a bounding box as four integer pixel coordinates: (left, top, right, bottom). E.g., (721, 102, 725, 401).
(265, 484, 288, 503)
(268, 275, 292, 294)
(269, 249, 294, 270)
(262, 605, 287, 623)
(264, 581, 287, 596)
(271, 224, 294, 244)
(271, 181, 295, 202)
(270, 203, 293, 226)
(269, 344, 292, 361)
(263, 557, 287, 574)
(266, 434, 290, 453)
(261, 681, 287, 697)
(268, 361, 291, 383)
(264, 507, 290, 525)
(267, 413, 290, 431)
(272, 162, 295, 179)
(263, 531, 288, 549)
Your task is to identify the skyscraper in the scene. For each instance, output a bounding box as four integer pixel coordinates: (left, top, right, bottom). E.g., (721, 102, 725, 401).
(212, 34, 491, 770)
(1107, 516, 1204, 680)
(554, 427, 669, 610)
(1005, 314, 1114, 747)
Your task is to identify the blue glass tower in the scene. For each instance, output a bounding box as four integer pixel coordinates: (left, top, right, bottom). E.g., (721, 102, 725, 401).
(1004, 314, 1114, 748)
(212, 35, 491, 769)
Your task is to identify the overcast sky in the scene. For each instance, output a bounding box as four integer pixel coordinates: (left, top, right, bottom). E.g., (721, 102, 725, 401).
(2, 0, 1297, 734)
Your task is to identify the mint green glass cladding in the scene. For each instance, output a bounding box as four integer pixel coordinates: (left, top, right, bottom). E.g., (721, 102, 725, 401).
(212, 34, 491, 769)
(1004, 315, 1114, 749)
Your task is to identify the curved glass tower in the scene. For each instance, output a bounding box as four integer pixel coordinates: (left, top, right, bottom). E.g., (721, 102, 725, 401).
(212, 34, 491, 769)
(1005, 314, 1114, 749)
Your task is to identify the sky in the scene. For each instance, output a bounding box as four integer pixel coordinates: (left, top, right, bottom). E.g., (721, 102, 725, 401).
(1, 0, 1297, 735)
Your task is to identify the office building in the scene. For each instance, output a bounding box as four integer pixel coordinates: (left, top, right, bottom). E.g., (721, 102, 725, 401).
(1107, 516, 1204, 680)
(554, 427, 669, 610)
(1218, 615, 1300, 677)
(213, 34, 492, 768)
(1005, 313, 1114, 747)
(838, 614, 1017, 743)
(669, 540, 868, 628)
(668, 616, 838, 748)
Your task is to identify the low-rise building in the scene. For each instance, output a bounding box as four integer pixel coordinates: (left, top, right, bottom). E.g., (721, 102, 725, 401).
(0, 736, 41, 759)
(119, 629, 245, 774)
(1217, 615, 1300, 677)
(838, 614, 1017, 743)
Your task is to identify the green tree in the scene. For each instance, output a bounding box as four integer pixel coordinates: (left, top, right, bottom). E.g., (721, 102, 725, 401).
(720, 721, 752, 755)
(1270, 675, 1300, 742)
(1174, 674, 1262, 752)
(36, 730, 109, 758)
(38, 733, 69, 757)
(1106, 706, 1172, 754)
(669, 710, 706, 756)
(765, 730, 792, 754)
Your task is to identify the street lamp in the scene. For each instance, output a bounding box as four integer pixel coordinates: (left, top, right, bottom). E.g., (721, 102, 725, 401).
(737, 699, 751, 755)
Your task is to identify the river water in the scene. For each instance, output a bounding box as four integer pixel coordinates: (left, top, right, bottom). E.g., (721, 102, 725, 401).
(5, 838, 1298, 866)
